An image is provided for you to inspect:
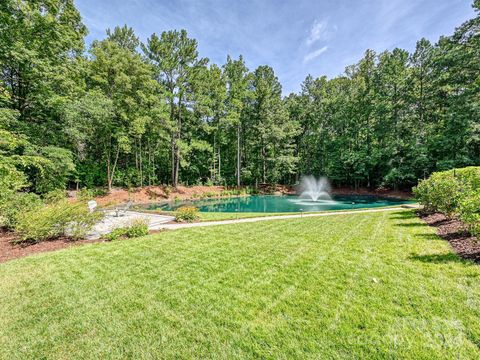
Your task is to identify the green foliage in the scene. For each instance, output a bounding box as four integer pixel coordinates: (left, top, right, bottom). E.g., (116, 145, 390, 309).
(15, 201, 103, 243)
(0, 160, 27, 196)
(175, 206, 199, 222)
(33, 147, 76, 193)
(42, 189, 68, 204)
(1, 0, 479, 192)
(77, 187, 108, 201)
(458, 192, 480, 236)
(414, 167, 480, 236)
(102, 219, 149, 241)
(0, 192, 42, 229)
(125, 219, 149, 238)
(220, 188, 248, 197)
(102, 228, 125, 242)
(414, 167, 480, 215)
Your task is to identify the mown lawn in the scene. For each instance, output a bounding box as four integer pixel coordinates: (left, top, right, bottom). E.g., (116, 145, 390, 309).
(1, 210, 479, 359)
(142, 205, 405, 222)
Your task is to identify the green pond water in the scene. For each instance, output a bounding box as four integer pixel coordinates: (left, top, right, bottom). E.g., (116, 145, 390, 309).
(145, 195, 414, 213)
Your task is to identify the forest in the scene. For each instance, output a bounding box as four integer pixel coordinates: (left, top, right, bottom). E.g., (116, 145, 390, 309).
(1, 0, 479, 195)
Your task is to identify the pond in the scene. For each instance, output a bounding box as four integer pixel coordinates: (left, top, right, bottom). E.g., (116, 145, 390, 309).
(144, 195, 414, 213)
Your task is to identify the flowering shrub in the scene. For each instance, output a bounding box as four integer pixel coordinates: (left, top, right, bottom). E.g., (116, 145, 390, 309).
(175, 206, 199, 223)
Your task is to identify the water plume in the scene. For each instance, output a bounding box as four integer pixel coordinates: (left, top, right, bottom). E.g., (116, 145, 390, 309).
(297, 175, 332, 201)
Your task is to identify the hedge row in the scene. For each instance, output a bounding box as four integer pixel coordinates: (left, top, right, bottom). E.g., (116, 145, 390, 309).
(413, 167, 480, 236)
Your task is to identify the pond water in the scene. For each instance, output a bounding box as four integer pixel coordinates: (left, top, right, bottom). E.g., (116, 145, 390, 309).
(145, 195, 414, 213)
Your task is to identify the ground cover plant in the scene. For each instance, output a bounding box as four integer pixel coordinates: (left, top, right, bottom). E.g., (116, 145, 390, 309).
(1, 210, 479, 359)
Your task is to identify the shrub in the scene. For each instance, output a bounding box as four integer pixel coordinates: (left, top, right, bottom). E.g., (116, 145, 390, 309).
(43, 189, 67, 204)
(414, 167, 480, 237)
(0, 192, 43, 229)
(103, 228, 126, 242)
(163, 185, 173, 197)
(102, 219, 149, 241)
(15, 200, 103, 243)
(175, 206, 199, 223)
(458, 191, 480, 237)
(77, 187, 108, 201)
(125, 219, 149, 238)
(413, 167, 480, 216)
(220, 189, 246, 197)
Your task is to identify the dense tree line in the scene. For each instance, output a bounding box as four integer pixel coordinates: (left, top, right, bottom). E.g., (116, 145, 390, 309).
(1, 0, 479, 194)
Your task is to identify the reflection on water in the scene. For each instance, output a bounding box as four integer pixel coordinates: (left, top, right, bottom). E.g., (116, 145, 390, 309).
(143, 195, 413, 213)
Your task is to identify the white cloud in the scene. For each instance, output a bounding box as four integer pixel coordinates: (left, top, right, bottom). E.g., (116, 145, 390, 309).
(306, 19, 328, 46)
(303, 46, 328, 63)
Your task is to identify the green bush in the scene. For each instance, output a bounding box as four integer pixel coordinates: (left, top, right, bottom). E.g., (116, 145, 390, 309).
(414, 167, 480, 237)
(43, 189, 67, 204)
(220, 189, 247, 197)
(103, 228, 127, 242)
(458, 192, 480, 237)
(413, 167, 480, 216)
(0, 192, 43, 229)
(102, 219, 149, 241)
(125, 219, 149, 237)
(175, 206, 199, 223)
(77, 187, 108, 201)
(15, 200, 103, 243)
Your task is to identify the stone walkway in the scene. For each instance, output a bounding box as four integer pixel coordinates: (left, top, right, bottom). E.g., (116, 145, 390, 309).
(149, 205, 419, 231)
(87, 210, 175, 239)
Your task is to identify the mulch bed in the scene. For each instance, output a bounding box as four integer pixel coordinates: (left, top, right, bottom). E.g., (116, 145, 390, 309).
(0, 231, 101, 264)
(419, 212, 480, 263)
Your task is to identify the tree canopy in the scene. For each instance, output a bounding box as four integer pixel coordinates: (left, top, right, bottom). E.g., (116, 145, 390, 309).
(1, 0, 479, 193)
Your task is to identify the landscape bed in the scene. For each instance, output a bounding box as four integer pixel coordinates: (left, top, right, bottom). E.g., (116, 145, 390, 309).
(1, 210, 479, 359)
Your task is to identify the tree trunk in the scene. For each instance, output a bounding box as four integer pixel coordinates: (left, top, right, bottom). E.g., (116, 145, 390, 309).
(139, 137, 143, 187)
(236, 123, 241, 187)
(262, 146, 266, 184)
(174, 142, 180, 187)
(218, 150, 221, 180)
(107, 145, 120, 192)
(170, 96, 176, 186)
(174, 96, 183, 187)
(171, 135, 176, 186)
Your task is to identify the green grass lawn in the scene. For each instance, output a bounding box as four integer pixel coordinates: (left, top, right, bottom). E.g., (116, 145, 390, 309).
(1, 210, 479, 359)
(141, 204, 408, 222)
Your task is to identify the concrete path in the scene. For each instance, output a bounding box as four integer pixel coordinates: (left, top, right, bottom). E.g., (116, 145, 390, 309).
(87, 210, 174, 239)
(149, 205, 419, 231)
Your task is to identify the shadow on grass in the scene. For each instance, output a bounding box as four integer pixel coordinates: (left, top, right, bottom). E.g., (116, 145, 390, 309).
(389, 211, 417, 220)
(408, 252, 466, 264)
(415, 233, 440, 241)
(395, 223, 425, 227)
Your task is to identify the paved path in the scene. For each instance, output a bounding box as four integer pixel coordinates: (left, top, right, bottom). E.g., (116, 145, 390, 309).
(87, 211, 174, 239)
(149, 205, 419, 231)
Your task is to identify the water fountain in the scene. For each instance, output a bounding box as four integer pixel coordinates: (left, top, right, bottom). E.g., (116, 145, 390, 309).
(297, 175, 332, 201)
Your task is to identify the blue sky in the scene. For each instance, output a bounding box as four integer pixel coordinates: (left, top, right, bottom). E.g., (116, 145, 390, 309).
(76, 0, 476, 94)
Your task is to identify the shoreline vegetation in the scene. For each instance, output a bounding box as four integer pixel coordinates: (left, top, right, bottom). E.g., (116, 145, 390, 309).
(71, 185, 413, 207)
